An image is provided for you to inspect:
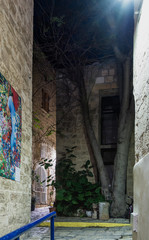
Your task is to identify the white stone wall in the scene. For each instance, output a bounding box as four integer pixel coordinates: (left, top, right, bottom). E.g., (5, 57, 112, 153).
(0, 0, 33, 236)
(134, 0, 149, 161)
(133, 153, 149, 240)
(133, 0, 149, 239)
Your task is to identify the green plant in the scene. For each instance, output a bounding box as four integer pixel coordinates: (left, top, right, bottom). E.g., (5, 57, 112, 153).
(38, 159, 54, 186)
(51, 147, 105, 216)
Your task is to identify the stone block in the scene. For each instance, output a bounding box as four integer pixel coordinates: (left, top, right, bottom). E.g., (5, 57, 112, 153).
(109, 68, 115, 75)
(96, 77, 104, 84)
(99, 202, 110, 220)
(102, 69, 108, 76)
(105, 76, 113, 83)
(92, 210, 97, 219)
(86, 210, 92, 217)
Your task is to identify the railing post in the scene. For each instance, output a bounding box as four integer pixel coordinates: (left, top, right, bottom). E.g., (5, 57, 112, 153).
(1, 212, 56, 240)
(50, 216, 55, 240)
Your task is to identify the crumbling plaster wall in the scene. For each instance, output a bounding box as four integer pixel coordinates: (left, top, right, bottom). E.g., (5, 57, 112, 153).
(133, 0, 149, 239)
(0, 0, 33, 237)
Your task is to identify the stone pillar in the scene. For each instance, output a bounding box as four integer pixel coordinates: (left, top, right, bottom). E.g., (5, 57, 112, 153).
(99, 202, 110, 220)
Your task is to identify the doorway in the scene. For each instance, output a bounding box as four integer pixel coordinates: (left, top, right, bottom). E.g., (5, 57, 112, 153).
(100, 95, 120, 183)
(35, 166, 47, 204)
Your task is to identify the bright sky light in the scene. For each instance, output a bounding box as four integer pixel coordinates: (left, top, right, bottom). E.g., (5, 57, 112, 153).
(117, 0, 133, 8)
(124, 0, 132, 3)
(118, 0, 132, 3)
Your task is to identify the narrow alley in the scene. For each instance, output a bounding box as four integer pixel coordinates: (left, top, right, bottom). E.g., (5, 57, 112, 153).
(0, 0, 149, 239)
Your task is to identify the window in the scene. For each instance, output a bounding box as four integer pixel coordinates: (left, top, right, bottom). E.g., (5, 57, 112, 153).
(101, 96, 120, 145)
(100, 95, 120, 183)
(42, 89, 50, 113)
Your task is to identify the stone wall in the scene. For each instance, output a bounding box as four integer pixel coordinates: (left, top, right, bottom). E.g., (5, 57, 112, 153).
(32, 45, 56, 205)
(134, 0, 149, 162)
(0, 0, 33, 237)
(87, 61, 118, 141)
(57, 61, 118, 158)
(133, 0, 149, 239)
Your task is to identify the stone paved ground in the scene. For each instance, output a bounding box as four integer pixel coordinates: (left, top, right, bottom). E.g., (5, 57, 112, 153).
(26, 226, 132, 240)
(24, 207, 132, 240)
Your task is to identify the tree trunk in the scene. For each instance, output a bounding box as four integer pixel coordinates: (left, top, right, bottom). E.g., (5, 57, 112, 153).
(83, 124, 98, 183)
(110, 58, 134, 217)
(110, 100, 134, 216)
(79, 75, 110, 198)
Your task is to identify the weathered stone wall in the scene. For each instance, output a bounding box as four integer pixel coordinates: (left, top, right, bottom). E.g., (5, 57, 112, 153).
(33, 46, 56, 205)
(134, 0, 149, 162)
(57, 61, 118, 158)
(133, 0, 149, 239)
(87, 61, 118, 141)
(0, 0, 33, 237)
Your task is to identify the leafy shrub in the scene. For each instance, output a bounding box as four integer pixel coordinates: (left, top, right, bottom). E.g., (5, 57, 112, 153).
(52, 147, 105, 216)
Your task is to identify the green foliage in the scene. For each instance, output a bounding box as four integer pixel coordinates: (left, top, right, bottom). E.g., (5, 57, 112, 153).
(51, 147, 105, 216)
(39, 158, 53, 169)
(51, 16, 65, 27)
(32, 170, 40, 183)
(33, 114, 42, 130)
(34, 116, 40, 123)
(46, 130, 56, 136)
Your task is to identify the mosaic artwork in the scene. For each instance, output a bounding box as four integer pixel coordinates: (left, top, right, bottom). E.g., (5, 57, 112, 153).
(0, 73, 22, 181)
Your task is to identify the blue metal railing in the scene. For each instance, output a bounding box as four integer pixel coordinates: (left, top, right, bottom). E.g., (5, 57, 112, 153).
(0, 211, 56, 240)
